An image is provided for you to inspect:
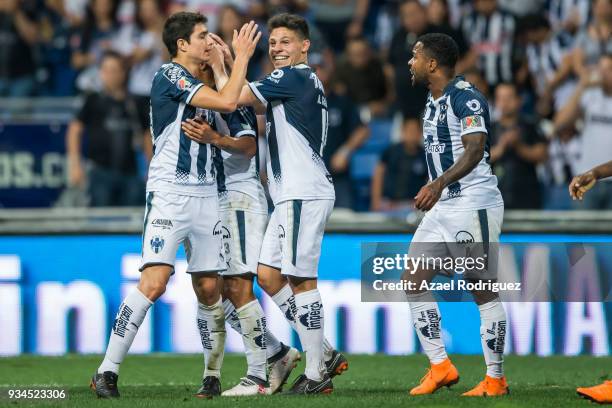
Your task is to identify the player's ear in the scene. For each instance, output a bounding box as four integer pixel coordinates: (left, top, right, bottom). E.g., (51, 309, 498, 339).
(301, 39, 311, 54)
(177, 38, 188, 54)
(428, 58, 438, 74)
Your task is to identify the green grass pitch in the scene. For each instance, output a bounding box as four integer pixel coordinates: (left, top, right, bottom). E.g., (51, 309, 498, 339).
(0, 354, 610, 407)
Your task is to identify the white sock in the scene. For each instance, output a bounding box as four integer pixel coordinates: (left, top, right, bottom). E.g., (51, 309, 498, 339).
(478, 299, 506, 378)
(408, 291, 448, 364)
(293, 289, 326, 381)
(236, 300, 267, 381)
(271, 284, 334, 360)
(98, 289, 152, 374)
(197, 298, 226, 378)
(223, 298, 283, 358)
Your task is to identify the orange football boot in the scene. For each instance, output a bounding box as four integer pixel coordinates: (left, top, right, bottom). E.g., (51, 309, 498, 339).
(577, 381, 612, 404)
(409, 358, 460, 395)
(462, 375, 509, 397)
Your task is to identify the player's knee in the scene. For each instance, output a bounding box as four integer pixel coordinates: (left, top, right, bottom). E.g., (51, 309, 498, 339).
(192, 275, 220, 305)
(138, 279, 167, 301)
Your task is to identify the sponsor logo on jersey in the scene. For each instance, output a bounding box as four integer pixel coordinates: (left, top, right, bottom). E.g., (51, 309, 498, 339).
(177, 76, 192, 90)
(270, 69, 284, 79)
(425, 143, 446, 154)
(150, 236, 165, 254)
(151, 219, 173, 229)
(213, 221, 231, 240)
(461, 115, 483, 130)
(455, 231, 475, 243)
(112, 303, 133, 338)
(298, 301, 322, 330)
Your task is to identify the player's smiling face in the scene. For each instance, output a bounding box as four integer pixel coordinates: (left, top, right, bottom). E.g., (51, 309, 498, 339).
(268, 27, 310, 69)
(408, 42, 428, 86)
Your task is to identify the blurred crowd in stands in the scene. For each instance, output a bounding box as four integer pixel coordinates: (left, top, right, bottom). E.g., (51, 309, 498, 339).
(1, 0, 611, 210)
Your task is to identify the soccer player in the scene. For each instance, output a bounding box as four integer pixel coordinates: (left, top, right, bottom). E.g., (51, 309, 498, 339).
(209, 13, 347, 394)
(404, 33, 508, 397)
(90, 12, 260, 398)
(182, 51, 300, 396)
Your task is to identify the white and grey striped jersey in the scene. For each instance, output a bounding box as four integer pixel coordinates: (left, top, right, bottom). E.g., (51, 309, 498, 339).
(461, 9, 516, 87)
(422, 76, 503, 210)
(526, 31, 574, 95)
(546, 0, 591, 32)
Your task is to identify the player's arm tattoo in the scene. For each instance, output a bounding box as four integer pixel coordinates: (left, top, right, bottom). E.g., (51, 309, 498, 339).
(436, 132, 486, 190)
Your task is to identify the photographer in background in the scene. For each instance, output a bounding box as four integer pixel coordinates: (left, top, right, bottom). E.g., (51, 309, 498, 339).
(66, 51, 150, 207)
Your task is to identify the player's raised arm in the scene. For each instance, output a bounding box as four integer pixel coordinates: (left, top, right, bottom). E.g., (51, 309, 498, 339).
(182, 118, 256, 157)
(190, 21, 261, 112)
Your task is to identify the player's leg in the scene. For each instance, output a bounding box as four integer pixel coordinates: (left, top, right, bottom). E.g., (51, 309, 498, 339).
(92, 191, 182, 398)
(280, 199, 334, 395)
(187, 196, 227, 399)
(462, 206, 509, 397)
(221, 275, 271, 396)
(403, 208, 458, 396)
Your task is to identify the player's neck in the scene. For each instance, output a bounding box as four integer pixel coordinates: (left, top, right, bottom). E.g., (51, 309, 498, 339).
(172, 55, 201, 78)
(428, 74, 453, 99)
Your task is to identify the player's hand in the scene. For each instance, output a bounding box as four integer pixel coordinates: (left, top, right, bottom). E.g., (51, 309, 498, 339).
(232, 21, 262, 59)
(569, 171, 597, 200)
(181, 118, 220, 145)
(331, 150, 350, 172)
(414, 180, 443, 211)
(500, 129, 519, 148)
(208, 43, 225, 71)
(68, 161, 85, 187)
(208, 33, 234, 69)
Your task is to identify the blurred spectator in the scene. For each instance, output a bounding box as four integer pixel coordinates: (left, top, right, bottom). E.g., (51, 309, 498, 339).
(370, 118, 427, 212)
(540, 126, 581, 210)
(0, 0, 39, 97)
(546, 0, 591, 34)
(490, 83, 548, 209)
(71, 0, 120, 92)
(554, 54, 612, 209)
(522, 14, 576, 115)
(215, 5, 265, 80)
(461, 0, 517, 88)
(112, 0, 166, 107)
(335, 36, 390, 118)
(387, 0, 431, 119)
(317, 57, 370, 209)
(66, 51, 148, 207)
(572, 0, 612, 79)
(425, 0, 471, 71)
(167, 0, 251, 33)
(39, 0, 79, 96)
(498, 0, 545, 17)
(463, 67, 491, 102)
(310, 0, 369, 53)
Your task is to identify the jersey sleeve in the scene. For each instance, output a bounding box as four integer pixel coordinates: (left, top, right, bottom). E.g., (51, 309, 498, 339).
(76, 93, 95, 124)
(247, 67, 300, 105)
(451, 88, 490, 136)
(220, 106, 257, 138)
(155, 64, 203, 105)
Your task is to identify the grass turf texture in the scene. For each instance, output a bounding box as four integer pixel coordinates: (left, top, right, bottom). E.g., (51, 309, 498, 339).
(0, 354, 609, 407)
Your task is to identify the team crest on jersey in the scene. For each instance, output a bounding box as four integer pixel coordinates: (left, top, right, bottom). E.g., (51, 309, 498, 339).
(177, 76, 192, 90)
(455, 231, 475, 243)
(212, 221, 231, 240)
(150, 236, 165, 254)
(461, 115, 482, 129)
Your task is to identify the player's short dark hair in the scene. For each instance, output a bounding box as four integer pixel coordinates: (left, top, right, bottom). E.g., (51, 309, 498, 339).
(163, 12, 208, 57)
(268, 13, 309, 40)
(520, 14, 551, 32)
(417, 32, 459, 71)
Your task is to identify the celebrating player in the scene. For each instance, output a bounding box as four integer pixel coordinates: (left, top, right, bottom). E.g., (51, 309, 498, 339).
(90, 12, 261, 398)
(404, 33, 508, 397)
(207, 13, 347, 394)
(182, 49, 301, 396)
(571, 160, 612, 404)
